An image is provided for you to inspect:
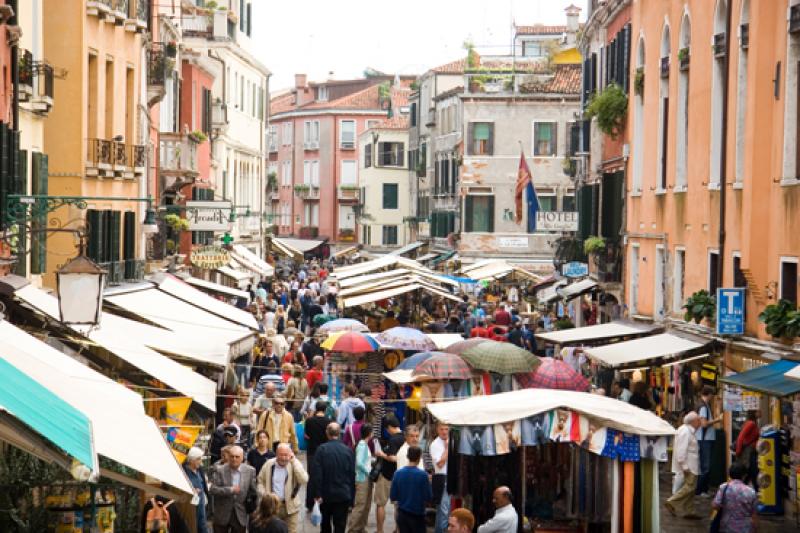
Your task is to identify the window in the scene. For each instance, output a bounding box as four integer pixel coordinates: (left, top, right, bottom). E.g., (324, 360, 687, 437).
(281, 160, 292, 186)
(733, 254, 747, 288)
(366, 119, 381, 129)
(709, 0, 728, 188)
(468, 122, 494, 155)
(304, 204, 319, 226)
(654, 246, 665, 320)
(708, 251, 720, 295)
(364, 144, 372, 168)
(781, 258, 798, 305)
(282, 122, 292, 146)
(533, 122, 558, 156)
(317, 86, 328, 101)
(782, 8, 800, 181)
(339, 205, 355, 230)
(303, 120, 319, 145)
(341, 160, 357, 185)
(464, 195, 494, 232)
(383, 183, 399, 209)
(410, 102, 417, 127)
(382, 225, 398, 246)
(522, 41, 544, 57)
(630, 245, 640, 314)
(673, 248, 685, 313)
(562, 194, 576, 211)
(378, 142, 405, 167)
(538, 193, 556, 212)
(268, 125, 278, 151)
(340, 120, 356, 149)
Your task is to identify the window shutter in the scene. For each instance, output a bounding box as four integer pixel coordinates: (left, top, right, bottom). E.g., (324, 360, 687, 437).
(398, 145, 405, 167)
(486, 123, 494, 155)
(582, 58, 592, 104)
(623, 24, 632, 92)
(31, 153, 48, 274)
(487, 196, 495, 232)
(123, 211, 136, 260)
(111, 210, 122, 262)
(239, 0, 245, 31)
(246, 3, 252, 36)
(13, 150, 27, 276)
(552, 122, 559, 156)
(467, 123, 474, 155)
(464, 196, 473, 232)
(590, 53, 598, 94)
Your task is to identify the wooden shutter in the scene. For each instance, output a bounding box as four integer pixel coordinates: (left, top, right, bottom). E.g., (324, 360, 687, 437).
(31, 153, 48, 274)
(487, 196, 495, 233)
(590, 53, 598, 95)
(110, 211, 121, 262)
(467, 123, 474, 155)
(623, 24, 632, 93)
(239, 0, 245, 31)
(0, 124, 8, 225)
(661, 96, 669, 190)
(552, 122, 558, 156)
(86, 209, 102, 262)
(13, 150, 27, 276)
(486, 123, 494, 155)
(246, 3, 252, 36)
(123, 211, 135, 260)
(464, 196, 473, 232)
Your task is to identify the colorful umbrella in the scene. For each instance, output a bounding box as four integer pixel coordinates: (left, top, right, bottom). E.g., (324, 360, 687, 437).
(516, 357, 590, 392)
(396, 351, 448, 371)
(375, 327, 436, 351)
(444, 337, 490, 355)
(318, 318, 370, 333)
(320, 331, 379, 353)
(459, 340, 541, 374)
(412, 353, 472, 381)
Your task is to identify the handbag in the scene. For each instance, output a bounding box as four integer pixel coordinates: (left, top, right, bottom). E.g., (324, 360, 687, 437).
(709, 484, 728, 533)
(244, 487, 258, 514)
(369, 457, 383, 482)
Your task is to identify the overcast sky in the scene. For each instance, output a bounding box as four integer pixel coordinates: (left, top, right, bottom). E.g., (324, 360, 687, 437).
(252, 0, 587, 91)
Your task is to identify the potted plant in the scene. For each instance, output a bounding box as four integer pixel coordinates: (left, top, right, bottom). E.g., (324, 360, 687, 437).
(682, 290, 716, 324)
(267, 171, 278, 191)
(634, 68, 645, 96)
(293, 184, 310, 195)
(562, 157, 576, 177)
(188, 129, 208, 143)
(583, 236, 605, 256)
(584, 84, 628, 139)
(554, 317, 575, 330)
(678, 47, 690, 70)
(165, 41, 177, 58)
(758, 299, 800, 340)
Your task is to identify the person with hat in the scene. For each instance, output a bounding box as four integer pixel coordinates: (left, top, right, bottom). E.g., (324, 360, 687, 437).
(256, 395, 299, 453)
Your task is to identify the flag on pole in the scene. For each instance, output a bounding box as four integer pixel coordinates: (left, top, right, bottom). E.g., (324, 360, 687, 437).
(515, 151, 540, 231)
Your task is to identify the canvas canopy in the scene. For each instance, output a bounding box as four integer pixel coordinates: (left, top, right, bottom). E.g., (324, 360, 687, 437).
(182, 275, 250, 300)
(155, 274, 258, 330)
(230, 245, 274, 277)
(558, 278, 599, 301)
(388, 241, 425, 257)
(583, 333, 712, 369)
(427, 388, 676, 436)
(536, 321, 661, 345)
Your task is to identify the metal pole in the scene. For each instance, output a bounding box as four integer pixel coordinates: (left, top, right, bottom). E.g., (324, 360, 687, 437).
(717, 0, 733, 290)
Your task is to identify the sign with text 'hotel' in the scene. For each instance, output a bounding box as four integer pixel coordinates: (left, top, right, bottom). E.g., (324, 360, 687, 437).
(536, 211, 579, 231)
(185, 201, 233, 231)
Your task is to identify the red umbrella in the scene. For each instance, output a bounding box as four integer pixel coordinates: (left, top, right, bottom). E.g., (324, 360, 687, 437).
(412, 353, 472, 381)
(516, 357, 590, 392)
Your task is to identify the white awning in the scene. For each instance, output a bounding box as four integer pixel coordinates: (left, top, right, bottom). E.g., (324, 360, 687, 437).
(342, 282, 461, 308)
(427, 388, 676, 436)
(106, 286, 255, 363)
(536, 321, 660, 345)
(417, 253, 438, 262)
(0, 321, 194, 494)
(537, 279, 568, 303)
(155, 274, 258, 330)
(427, 333, 465, 350)
(15, 286, 217, 411)
(383, 369, 416, 384)
(558, 278, 599, 301)
(786, 364, 800, 382)
(583, 333, 712, 368)
(216, 265, 253, 285)
(388, 241, 425, 257)
(269, 238, 303, 260)
(332, 245, 359, 259)
(337, 269, 411, 289)
(183, 275, 250, 300)
(231, 245, 274, 277)
(275, 237, 325, 253)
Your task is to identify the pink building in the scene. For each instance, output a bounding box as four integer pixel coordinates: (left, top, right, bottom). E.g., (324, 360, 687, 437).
(269, 74, 411, 245)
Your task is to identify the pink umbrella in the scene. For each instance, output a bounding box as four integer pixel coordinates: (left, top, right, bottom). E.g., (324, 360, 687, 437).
(516, 357, 590, 392)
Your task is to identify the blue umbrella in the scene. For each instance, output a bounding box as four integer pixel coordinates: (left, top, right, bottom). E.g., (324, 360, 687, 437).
(396, 351, 448, 371)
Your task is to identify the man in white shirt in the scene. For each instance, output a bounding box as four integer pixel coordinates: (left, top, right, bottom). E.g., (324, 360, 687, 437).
(665, 411, 702, 519)
(429, 422, 450, 533)
(396, 425, 426, 472)
(477, 486, 518, 532)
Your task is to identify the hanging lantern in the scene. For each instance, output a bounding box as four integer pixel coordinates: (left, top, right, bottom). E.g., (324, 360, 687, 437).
(56, 254, 107, 326)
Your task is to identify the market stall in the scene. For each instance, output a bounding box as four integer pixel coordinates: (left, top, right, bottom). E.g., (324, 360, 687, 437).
(428, 389, 676, 533)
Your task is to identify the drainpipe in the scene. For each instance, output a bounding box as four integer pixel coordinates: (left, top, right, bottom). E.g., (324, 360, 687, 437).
(717, 0, 733, 292)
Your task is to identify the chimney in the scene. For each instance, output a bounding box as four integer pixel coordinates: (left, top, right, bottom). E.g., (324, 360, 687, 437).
(294, 74, 307, 89)
(565, 4, 581, 33)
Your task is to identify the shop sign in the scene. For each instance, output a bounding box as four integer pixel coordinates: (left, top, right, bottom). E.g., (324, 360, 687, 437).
(722, 382, 742, 412)
(497, 236, 529, 249)
(185, 201, 233, 231)
(716, 287, 745, 335)
(190, 245, 230, 270)
(562, 261, 589, 278)
(536, 211, 579, 232)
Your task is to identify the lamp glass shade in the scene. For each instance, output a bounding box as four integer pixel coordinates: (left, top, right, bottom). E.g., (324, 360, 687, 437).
(56, 256, 106, 325)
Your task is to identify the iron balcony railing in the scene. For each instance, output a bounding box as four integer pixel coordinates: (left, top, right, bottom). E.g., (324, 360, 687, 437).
(129, 144, 146, 169)
(88, 139, 112, 166)
(147, 42, 171, 88)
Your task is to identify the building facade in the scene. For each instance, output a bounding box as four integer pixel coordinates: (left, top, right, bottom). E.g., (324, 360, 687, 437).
(0, 0, 20, 278)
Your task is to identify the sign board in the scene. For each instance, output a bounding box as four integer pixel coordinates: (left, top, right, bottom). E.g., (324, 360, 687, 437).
(562, 261, 589, 278)
(497, 236, 529, 249)
(190, 245, 230, 270)
(536, 211, 579, 232)
(716, 287, 745, 335)
(185, 201, 232, 231)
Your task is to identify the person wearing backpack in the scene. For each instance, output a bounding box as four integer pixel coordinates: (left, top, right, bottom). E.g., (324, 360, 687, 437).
(140, 495, 189, 533)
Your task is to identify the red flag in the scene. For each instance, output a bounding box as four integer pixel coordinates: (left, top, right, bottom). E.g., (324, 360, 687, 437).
(515, 152, 532, 225)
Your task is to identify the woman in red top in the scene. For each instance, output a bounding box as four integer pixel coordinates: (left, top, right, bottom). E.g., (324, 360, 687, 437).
(735, 410, 760, 488)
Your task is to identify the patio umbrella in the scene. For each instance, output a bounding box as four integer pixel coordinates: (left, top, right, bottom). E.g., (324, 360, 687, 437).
(412, 353, 472, 381)
(375, 327, 436, 351)
(444, 337, 490, 355)
(318, 318, 370, 333)
(396, 351, 448, 371)
(516, 357, 590, 392)
(459, 340, 541, 374)
(313, 313, 337, 327)
(320, 331, 379, 354)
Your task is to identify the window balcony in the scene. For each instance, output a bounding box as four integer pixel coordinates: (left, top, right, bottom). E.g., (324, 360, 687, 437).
(159, 132, 199, 192)
(19, 50, 56, 115)
(299, 226, 319, 239)
(338, 185, 360, 202)
(294, 184, 320, 200)
(87, 139, 142, 179)
(129, 144, 146, 177)
(86, 0, 128, 24)
(147, 43, 173, 106)
(713, 32, 727, 59)
(181, 10, 230, 40)
(100, 259, 145, 285)
(87, 138, 112, 178)
(303, 140, 320, 151)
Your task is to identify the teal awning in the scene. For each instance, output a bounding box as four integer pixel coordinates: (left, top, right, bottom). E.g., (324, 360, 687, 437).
(430, 251, 456, 266)
(720, 360, 800, 397)
(0, 357, 95, 469)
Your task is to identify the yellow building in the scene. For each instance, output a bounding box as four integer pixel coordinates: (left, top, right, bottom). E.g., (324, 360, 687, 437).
(42, 0, 149, 286)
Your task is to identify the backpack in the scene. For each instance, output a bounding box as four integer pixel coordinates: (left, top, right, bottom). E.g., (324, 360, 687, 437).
(145, 498, 172, 533)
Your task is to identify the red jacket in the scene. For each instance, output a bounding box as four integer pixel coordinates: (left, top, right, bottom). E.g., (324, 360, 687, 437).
(735, 420, 759, 455)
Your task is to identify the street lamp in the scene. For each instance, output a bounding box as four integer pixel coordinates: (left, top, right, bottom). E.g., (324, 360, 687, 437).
(56, 242, 106, 326)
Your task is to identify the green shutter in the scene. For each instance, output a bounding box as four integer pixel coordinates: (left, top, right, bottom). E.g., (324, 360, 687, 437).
(601, 171, 624, 240)
(30, 153, 48, 274)
(464, 197, 473, 232)
(123, 211, 135, 279)
(86, 210, 101, 262)
(110, 211, 121, 262)
(13, 150, 28, 277)
(487, 196, 495, 232)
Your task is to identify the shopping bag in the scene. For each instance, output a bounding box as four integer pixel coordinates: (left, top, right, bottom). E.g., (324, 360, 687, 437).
(296, 421, 306, 451)
(310, 501, 322, 526)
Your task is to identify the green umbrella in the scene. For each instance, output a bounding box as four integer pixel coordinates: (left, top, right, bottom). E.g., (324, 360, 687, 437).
(459, 340, 541, 374)
(313, 314, 336, 327)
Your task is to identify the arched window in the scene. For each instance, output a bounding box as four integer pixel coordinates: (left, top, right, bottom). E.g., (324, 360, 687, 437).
(675, 12, 691, 191)
(735, 0, 750, 185)
(782, 0, 800, 182)
(657, 23, 671, 192)
(632, 36, 646, 194)
(709, 0, 728, 189)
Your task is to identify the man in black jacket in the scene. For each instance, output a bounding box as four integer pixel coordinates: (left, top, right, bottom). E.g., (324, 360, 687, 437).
(311, 422, 355, 533)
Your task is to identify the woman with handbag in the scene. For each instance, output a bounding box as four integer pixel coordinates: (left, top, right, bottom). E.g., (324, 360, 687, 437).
(735, 410, 760, 488)
(710, 463, 758, 533)
(347, 424, 376, 533)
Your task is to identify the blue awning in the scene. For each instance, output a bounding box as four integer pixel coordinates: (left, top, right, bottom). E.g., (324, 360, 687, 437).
(0, 357, 95, 469)
(720, 360, 800, 397)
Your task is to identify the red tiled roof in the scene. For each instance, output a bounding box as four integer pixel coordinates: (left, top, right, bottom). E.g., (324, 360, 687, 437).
(373, 115, 410, 130)
(270, 92, 296, 115)
(271, 81, 413, 116)
(431, 57, 469, 74)
(519, 64, 582, 94)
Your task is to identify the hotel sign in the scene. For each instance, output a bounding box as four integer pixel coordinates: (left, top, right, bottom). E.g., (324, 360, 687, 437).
(186, 201, 233, 231)
(536, 211, 579, 232)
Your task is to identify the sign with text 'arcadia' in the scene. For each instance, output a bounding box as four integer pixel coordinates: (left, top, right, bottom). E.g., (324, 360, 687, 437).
(186, 201, 233, 231)
(536, 211, 579, 231)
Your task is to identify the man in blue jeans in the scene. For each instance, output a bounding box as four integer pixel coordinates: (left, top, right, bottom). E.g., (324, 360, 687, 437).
(429, 422, 450, 533)
(696, 385, 722, 496)
(390, 445, 432, 533)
